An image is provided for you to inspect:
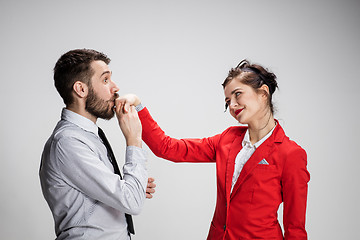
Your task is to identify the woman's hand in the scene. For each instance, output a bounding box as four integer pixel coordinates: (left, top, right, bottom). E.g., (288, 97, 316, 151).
(117, 94, 141, 113)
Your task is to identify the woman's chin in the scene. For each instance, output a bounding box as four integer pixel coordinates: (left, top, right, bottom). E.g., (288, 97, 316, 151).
(236, 116, 248, 125)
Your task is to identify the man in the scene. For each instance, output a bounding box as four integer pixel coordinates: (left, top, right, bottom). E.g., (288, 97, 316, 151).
(40, 49, 155, 240)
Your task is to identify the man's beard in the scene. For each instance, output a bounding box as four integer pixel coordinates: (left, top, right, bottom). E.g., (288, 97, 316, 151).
(85, 86, 118, 120)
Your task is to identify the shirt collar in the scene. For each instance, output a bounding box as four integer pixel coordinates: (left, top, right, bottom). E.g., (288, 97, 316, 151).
(242, 123, 277, 149)
(61, 108, 99, 136)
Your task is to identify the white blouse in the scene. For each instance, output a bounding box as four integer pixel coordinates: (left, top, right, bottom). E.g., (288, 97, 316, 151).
(231, 125, 276, 193)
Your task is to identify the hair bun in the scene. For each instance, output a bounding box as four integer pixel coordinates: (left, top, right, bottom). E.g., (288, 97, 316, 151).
(223, 59, 279, 114)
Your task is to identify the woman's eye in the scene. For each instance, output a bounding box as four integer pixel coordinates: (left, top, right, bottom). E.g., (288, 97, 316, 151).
(235, 92, 241, 97)
(103, 78, 108, 83)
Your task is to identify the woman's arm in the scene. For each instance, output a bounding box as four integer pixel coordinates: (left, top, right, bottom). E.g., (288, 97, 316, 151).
(117, 94, 219, 163)
(282, 147, 310, 240)
(138, 107, 219, 163)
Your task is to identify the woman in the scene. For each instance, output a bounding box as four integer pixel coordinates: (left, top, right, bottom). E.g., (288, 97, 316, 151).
(120, 60, 310, 239)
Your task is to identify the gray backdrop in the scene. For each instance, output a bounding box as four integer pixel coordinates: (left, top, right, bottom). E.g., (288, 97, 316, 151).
(1, 0, 359, 239)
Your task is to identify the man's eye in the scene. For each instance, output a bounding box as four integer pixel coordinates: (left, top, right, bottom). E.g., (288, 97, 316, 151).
(235, 92, 241, 97)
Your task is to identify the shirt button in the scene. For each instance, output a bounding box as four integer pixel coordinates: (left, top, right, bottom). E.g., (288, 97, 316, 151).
(223, 224, 226, 231)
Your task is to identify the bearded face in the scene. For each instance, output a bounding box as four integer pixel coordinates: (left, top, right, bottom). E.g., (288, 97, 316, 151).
(85, 85, 118, 120)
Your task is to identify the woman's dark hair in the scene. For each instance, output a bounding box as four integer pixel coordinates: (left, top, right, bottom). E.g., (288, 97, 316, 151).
(53, 49, 111, 105)
(222, 59, 278, 114)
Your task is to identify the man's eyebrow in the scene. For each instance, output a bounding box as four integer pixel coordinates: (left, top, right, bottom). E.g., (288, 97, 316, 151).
(100, 70, 112, 77)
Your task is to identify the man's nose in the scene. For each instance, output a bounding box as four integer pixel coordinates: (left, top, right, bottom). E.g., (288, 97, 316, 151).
(111, 81, 119, 93)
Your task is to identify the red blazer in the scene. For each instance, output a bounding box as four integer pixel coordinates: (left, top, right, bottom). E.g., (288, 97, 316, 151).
(139, 107, 310, 240)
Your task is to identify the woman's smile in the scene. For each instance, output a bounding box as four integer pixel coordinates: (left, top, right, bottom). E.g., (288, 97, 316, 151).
(235, 108, 243, 116)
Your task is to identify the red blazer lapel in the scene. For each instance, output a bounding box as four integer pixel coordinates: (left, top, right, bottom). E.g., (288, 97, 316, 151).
(230, 123, 285, 198)
(225, 130, 245, 201)
(230, 141, 274, 198)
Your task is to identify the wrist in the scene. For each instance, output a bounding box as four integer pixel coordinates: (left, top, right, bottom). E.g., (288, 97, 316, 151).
(126, 137, 142, 148)
(135, 103, 144, 112)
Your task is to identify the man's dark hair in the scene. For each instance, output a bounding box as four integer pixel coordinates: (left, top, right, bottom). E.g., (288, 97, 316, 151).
(54, 49, 111, 105)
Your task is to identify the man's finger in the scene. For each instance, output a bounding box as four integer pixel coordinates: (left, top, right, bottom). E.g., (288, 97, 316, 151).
(146, 187, 155, 193)
(115, 101, 123, 116)
(124, 102, 130, 113)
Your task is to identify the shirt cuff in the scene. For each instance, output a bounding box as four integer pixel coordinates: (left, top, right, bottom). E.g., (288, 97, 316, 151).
(125, 146, 147, 164)
(135, 103, 145, 112)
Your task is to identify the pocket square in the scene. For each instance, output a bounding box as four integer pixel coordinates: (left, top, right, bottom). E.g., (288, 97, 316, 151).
(258, 159, 269, 165)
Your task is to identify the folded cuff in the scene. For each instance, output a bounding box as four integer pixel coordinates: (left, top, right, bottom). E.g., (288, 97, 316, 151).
(125, 146, 147, 164)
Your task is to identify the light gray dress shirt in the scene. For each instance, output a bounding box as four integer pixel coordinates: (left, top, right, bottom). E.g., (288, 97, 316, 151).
(40, 108, 148, 240)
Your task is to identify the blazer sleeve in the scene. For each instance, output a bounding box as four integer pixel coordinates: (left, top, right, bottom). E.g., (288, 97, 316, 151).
(138, 107, 219, 163)
(282, 146, 310, 240)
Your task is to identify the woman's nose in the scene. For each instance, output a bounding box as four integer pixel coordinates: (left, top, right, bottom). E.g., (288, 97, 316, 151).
(229, 98, 238, 108)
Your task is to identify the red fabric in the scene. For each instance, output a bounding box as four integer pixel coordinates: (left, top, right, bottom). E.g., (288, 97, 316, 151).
(139, 107, 310, 240)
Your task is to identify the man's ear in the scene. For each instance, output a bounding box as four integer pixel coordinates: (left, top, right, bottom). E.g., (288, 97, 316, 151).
(73, 81, 88, 98)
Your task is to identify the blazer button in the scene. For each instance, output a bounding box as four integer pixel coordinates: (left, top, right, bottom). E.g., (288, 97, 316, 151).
(223, 224, 226, 231)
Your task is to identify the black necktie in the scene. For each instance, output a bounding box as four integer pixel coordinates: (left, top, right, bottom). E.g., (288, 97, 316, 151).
(98, 127, 135, 235)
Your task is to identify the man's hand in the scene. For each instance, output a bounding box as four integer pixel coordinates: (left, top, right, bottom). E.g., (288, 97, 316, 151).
(146, 177, 156, 199)
(117, 94, 141, 113)
(114, 101, 142, 147)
